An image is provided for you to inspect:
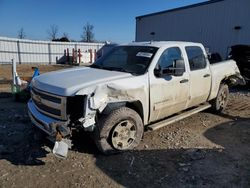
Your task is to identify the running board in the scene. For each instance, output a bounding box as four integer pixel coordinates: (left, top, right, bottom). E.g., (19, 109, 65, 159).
(147, 103, 211, 131)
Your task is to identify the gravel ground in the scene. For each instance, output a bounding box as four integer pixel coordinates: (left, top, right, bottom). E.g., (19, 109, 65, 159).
(0, 90, 249, 188)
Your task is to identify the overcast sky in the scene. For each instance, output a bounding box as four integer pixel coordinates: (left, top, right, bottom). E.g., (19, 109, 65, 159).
(0, 0, 206, 43)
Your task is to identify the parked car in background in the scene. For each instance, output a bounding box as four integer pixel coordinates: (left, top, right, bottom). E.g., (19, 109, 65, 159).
(229, 45, 250, 84)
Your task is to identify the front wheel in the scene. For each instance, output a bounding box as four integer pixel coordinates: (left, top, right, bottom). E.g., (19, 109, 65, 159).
(94, 107, 144, 155)
(210, 84, 229, 112)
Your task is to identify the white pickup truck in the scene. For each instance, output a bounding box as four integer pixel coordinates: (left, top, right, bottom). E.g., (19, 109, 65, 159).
(28, 41, 245, 154)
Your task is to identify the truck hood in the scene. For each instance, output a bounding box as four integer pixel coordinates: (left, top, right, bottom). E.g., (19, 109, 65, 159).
(32, 67, 133, 96)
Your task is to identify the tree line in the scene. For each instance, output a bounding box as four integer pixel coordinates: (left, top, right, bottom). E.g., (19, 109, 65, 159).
(17, 22, 95, 42)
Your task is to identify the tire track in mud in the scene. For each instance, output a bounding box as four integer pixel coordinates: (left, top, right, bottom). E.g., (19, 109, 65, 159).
(227, 99, 250, 111)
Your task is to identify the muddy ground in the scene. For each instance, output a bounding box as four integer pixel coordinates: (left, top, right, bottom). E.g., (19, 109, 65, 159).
(0, 65, 250, 187)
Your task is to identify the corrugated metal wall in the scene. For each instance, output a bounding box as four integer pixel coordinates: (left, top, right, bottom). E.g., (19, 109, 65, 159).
(0, 37, 104, 64)
(136, 0, 250, 57)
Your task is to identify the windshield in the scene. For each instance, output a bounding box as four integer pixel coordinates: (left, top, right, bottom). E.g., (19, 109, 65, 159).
(91, 46, 158, 75)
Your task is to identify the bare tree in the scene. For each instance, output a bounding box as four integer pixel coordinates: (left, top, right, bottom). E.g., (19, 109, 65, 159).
(17, 27, 26, 39)
(62, 32, 69, 38)
(47, 24, 59, 40)
(81, 22, 94, 42)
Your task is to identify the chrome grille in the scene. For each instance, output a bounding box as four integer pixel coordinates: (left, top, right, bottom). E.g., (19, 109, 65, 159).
(31, 88, 67, 120)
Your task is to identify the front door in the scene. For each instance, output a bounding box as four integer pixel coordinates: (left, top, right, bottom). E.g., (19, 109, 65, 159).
(149, 47, 190, 123)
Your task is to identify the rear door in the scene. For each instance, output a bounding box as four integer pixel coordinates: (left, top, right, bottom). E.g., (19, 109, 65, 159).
(149, 47, 190, 123)
(185, 46, 212, 107)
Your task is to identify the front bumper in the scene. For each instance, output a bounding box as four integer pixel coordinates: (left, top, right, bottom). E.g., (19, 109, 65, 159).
(27, 99, 67, 137)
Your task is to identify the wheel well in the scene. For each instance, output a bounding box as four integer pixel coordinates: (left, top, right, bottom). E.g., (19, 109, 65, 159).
(100, 101, 144, 122)
(221, 78, 231, 86)
(125, 101, 144, 122)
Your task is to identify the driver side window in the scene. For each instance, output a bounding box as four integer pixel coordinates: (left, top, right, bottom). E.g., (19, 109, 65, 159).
(157, 47, 183, 69)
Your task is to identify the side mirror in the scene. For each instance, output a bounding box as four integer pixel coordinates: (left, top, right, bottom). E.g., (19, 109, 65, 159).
(154, 68, 162, 77)
(154, 59, 185, 77)
(173, 59, 185, 76)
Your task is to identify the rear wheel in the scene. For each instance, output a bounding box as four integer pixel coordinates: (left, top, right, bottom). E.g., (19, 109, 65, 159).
(211, 84, 229, 112)
(94, 107, 143, 154)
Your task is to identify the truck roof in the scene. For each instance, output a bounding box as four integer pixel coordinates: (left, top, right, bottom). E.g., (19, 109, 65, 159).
(125, 41, 202, 48)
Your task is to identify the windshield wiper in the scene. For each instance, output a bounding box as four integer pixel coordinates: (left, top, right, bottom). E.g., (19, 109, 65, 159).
(90, 65, 138, 75)
(103, 66, 131, 73)
(90, 64, 103, 69)
(104, 66, 126, 72)
(105, 67, 139, 76)
(90, 65, 125, 72)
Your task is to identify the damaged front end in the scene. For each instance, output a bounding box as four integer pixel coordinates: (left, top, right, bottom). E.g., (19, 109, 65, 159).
(28, 89, 93, 158)
(28, 99, 72, 158)
(28, 75, 148, 157)
(28, 85, 109, 158)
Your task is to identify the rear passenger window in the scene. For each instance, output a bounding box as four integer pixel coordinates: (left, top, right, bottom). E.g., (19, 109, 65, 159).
(185, 46, 207, 71)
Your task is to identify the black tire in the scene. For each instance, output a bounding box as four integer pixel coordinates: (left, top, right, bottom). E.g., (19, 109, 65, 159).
(94, 107, 144, 155)
(211, 84, 229, 112)
(14, 93, 20, 102)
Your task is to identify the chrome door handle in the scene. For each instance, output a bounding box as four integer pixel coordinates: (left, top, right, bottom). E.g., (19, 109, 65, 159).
(203, 74, 211, 78)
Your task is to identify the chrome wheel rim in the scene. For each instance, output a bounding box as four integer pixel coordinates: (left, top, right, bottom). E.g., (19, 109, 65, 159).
(218, 89, 228, 108)
(111, 120, 136, 150)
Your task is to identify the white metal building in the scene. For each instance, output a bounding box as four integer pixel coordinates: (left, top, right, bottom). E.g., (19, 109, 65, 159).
(136, 0, 250, 57)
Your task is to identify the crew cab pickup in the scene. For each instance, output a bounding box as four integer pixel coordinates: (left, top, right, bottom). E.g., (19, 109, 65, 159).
(28, 41, 245, 154)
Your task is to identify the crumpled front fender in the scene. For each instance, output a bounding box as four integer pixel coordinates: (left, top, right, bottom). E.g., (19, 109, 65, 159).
(75, 75, 149, 126)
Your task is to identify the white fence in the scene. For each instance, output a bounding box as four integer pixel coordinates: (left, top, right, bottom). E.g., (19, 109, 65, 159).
(0, 37, 104, 64)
